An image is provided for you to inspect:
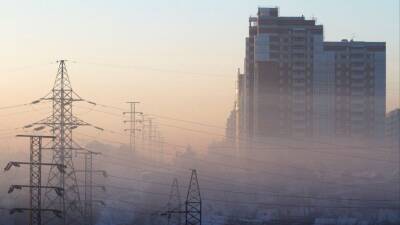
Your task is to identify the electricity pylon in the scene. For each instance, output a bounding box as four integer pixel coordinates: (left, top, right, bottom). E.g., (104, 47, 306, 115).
(139, 113, 147, 153)
(4, 134, 65, 225)
(123, 101, 142, 152)
(161, 170, 202, 225)
(32, 60, 90, 225)
(140, 116, 152, 157)
(148, 119, 156, 160)
(156, 130, 165, 163)
(186, 170, 201, 225)
(167, 178, 182, 225)
(75, 150, 106, 225)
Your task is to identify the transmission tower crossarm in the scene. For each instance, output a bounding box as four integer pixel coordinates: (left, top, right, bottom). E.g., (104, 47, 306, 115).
(160, 210, 187, 215)
(5, 134, 64, 225)
(4, 161, 66, 173)
(8, 184, 64, 196)
(10, 208, 62, 214)
(8, 184, 63, 190)
(38, 59, 86, 225)
(16, 134, 55, 138)
(29, 115, 92, 128)
(5, 161, 64, 167)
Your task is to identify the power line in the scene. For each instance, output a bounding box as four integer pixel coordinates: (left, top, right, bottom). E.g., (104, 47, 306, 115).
(123, 101, 142, 152)
(0, 106, 48, 118)
(96, 182, 399, 210)
(77, 131, 398, 196)
(165, 178, 182, 225)
(103, 150, 399, 199)
(74, 128, 398, 198)
(77, 100, 396, 157)
(155, 123, 397, 163)
(75, 150, 106, 225)
(33, 60, 90, 225)
(5, 134, 64, 225)
(0, 103, 33, 110)
(95, 146, 398, 201)
(79, 100, 394, 152)
(75, 61, 233, 79)
(0, 97, 48, 111)
(106, 173, 397, 203)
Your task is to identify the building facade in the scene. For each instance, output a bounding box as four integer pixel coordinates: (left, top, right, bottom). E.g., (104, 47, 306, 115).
(225, 102, 237, 140)
(324, 41, 386, 139)
(237, 7, 386, 142)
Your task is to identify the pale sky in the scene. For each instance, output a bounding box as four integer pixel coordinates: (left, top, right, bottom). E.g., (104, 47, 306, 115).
(0, 0, 398, 151)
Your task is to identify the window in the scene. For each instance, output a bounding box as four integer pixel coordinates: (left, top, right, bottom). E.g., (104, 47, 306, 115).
(270, 45, 280, 51)
(270, 36, 280, 42)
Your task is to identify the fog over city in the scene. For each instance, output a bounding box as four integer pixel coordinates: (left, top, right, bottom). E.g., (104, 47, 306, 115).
(0, 1, 399, 225)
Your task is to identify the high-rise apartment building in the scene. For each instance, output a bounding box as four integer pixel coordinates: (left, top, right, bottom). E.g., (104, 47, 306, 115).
(324, 40, 386, 139)
(237, 7, 386, 141)
(243, 7, 324, 138)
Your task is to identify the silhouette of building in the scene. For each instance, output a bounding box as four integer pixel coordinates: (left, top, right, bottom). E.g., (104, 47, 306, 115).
(236, 69, 246, 139)
(324, 40, 386, 139)
(241, 7, 324, 138)
(237, 7, 386, 142)
(386, 109, 400, 148)
(225, 102, 237, 140)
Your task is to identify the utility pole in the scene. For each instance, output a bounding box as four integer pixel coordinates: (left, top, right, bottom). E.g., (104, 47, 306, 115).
(160, 170, 202, 225)
(123, 101, 142, 152)
(4, 134, 65, 225)
(75, 151, 106, 225)
(32, 60, 90, 225)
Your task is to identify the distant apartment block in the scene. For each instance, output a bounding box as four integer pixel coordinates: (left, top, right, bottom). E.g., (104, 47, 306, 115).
(225, 102, 237, 140)
(236, 69, 246, 138)
(236, 7, 386, 141)
(324, 40, 386, 139)
(386, 109, 400, 148)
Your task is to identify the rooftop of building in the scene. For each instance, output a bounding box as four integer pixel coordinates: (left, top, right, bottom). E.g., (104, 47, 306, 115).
(325, 39, 386, 46)
(324, 39, 386, 51)
(252, 7, 317, 27)
(257, 7, 279, 17)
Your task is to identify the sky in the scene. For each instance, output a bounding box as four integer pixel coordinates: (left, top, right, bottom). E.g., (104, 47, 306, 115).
(0, 0, 398, 151)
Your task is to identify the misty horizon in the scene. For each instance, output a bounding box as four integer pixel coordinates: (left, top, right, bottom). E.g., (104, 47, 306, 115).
(0, 1, 399, 225)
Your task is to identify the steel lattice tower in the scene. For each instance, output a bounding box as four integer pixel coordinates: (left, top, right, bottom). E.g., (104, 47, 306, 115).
(34, 60, 89, 225)
(75, 150, 106, 225)
(185, 170, 201, 225)
(83, 152, 93, 225)
(123, 101, 142, 152)
(167, 178, 182, 225)
(5, 134, 63, 225)
(160, 171, 202, 225)
(28, 135, 47, 225)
